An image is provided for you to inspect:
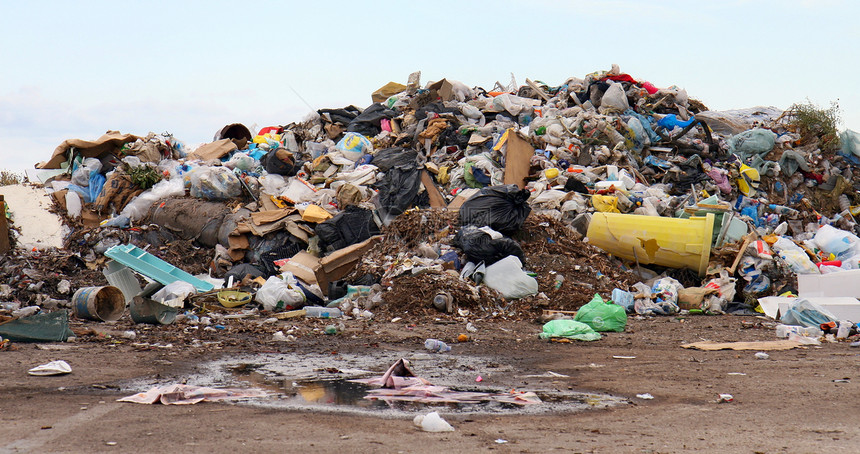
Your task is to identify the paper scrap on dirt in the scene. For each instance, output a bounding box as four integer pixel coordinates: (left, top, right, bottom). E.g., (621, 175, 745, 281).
(681, 340, 801, 351)
(117, 384, 267, 405)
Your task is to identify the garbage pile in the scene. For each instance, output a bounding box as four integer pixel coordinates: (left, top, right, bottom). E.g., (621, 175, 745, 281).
(4, 64, 860, 346)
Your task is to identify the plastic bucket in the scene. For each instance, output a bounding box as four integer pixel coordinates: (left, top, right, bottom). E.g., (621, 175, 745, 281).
(72, 286, 125, 322)
(586, 212, 714, 276)
(129, 296, 178, 325)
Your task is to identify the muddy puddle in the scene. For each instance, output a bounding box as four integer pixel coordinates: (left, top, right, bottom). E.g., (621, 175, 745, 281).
(122, 351, 629, 417)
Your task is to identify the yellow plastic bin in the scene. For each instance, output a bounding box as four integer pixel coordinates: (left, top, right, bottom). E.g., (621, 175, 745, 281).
(586, 213, 714, 276)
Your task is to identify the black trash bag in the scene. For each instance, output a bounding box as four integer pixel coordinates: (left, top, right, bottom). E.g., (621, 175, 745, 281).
(438, 125, 470, 149)
(258, 242, 304, 277)
(564, 176, 590, 194)
(224, 263, 264, 284)
(260, 149, 299, 176)
(315, 205, 380, 253)
(459, 184, 531, 235)
(347, 103, 396, 137)
(453, 226, 525, 266)
(318, 106, 361, 125)
(371, 147, 418, 172)
(377, 164, 422, 221)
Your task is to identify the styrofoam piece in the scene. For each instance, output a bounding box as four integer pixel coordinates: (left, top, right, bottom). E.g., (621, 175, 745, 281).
(757, 296, 860, 320)
(104, 244, 214, 292)
(103, 260, 142, 304)
(798, 269, 860, 298)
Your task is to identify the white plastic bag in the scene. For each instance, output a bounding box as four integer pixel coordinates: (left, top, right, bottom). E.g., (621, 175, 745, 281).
(259, 174, 287, 195)
(483, 256, 538, 299)
(772, 237, 819, 275)
(120, 177, 186, 221)
(151, 281, 197, 308)
(255, 275, 306, 311)
(413, 411, 455, 432)
(599, 82, 630, 113)
(814, 225, 860, 256)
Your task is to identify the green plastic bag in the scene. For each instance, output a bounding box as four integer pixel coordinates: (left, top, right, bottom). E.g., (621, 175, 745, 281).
(574, 294, 627, 332)
(539, 319, 601, 342)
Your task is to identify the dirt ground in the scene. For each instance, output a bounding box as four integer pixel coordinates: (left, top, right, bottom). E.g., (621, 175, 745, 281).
(2, 312, 858, 454)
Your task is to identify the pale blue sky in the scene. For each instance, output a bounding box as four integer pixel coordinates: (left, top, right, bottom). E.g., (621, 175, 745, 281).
(2, 0, 858, 172)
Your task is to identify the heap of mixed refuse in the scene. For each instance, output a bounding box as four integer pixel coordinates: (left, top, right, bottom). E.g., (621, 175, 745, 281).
(3, 64, 860, 345)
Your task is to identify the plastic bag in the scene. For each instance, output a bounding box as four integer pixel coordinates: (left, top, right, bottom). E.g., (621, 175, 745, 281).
(151, 281, 197, 308)
(259, 174, 287, 195)
(813, 224, 860, 256)
(728, 128, 776, 159)
(377, 164, 421, 221)
(650, 277, 682, 313)
(459, 184, 531, 235)
(370, 147, 417, 172)
(598, 82, 629, 113)
(335, 132, 373, 161)
(68, 170, 107, 203)
(120, 177, 186, 221)
(839, 130, 860, 158)
(453, 225, 525, 266)
(255, 275, 306, 311)
(538, 319, 601, 341)
(189, 167, 242, 200)
(573, 294, 627, 332)
(611, 288, 634, 313)
(772, 237, 819, 275)
(71, 157, 102, 187)
(781, 298, 837, 327)
(225, 152, 258, 172)
(483, 255, 538, 299)
(591, 195, 620, 213)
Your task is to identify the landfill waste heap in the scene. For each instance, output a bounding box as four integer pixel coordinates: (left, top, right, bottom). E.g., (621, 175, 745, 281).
(3, 64, 860, 346)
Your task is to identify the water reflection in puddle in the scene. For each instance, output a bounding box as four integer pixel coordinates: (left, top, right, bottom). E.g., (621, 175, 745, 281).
(122, 352, 629, 416)
(227, 358, 627, 415)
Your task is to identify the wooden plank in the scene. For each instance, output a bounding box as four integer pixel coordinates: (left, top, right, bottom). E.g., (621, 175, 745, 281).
(421, 170, 446, 208)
